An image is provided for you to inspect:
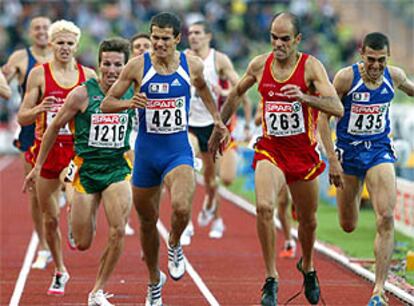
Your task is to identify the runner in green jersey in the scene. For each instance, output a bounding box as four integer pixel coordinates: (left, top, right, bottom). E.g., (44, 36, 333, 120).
(24, 37, 134, 306)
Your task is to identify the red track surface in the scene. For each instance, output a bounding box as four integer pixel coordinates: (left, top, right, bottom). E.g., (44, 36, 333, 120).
(0, 156, 405, 305)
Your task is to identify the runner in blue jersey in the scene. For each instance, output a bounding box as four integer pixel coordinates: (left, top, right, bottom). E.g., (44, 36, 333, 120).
(319, 32, 414, 306)
(101, 12, 227, 306)
(2, 16, 53, 270)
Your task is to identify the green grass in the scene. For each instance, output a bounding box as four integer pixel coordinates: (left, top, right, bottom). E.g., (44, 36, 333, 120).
(226, 176, 414, 285)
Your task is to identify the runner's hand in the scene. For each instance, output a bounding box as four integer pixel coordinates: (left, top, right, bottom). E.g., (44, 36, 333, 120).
(280, 84, 305, 102)
(22, 166, 40, 193)
(328, 157, 344, 189)
(129, 92, 148, 109)
(35, 96, 56, 114)
(208, 121, 229, 158)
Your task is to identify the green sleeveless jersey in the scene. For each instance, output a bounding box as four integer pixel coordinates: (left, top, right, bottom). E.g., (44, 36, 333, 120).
(74, 78, 135, 160)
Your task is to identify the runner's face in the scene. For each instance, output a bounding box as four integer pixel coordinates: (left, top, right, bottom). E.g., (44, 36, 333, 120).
(30, 17, 50, 48)
(151, 26, 180, 59)
(270, 19, 301, 61)
(361, 46, 388, 80)
(99, 52, 125, 87)
(50, 32, 78, 63)
(132, 37, 151, 57)
(188, 24, 211, 51)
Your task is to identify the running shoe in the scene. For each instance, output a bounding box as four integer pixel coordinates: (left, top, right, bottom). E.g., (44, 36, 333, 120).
(125, 222, 135, 236)
(180, 221, 194, 246)
(145, 271, 167, 306)
(31, 250, 52, 269)
(297, 258, 320, 305)
(279, 240, 296, 259)
(47, 271, 70, 295)
(197, 198, 215, 227)
(260, 276, 278, 306)
(167, 241, 185, 280)
(209, 218, 225, 239)
(368, 293, 389, 306)
(88, 290, 114, 306)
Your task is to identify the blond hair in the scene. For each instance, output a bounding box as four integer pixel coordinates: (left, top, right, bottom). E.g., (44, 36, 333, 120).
(48, 20, 81, 43)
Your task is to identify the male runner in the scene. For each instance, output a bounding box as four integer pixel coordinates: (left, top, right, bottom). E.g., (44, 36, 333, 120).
(18, 19, 96, 295)
(319, 32, 414, 306)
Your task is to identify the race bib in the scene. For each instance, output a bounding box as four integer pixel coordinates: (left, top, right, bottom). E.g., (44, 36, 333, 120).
(348, 103, 388, 135)
(264, 101, 305, 136)
(64, 159, 78, 183)
(89, 113, 129, 148)
(146, 96, 187, 134)
(46, 103, 71, 135)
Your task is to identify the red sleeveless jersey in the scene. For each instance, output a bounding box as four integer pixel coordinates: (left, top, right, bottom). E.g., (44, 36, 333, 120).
(258, 52, 319, 149)
(35, 62, 86, 143)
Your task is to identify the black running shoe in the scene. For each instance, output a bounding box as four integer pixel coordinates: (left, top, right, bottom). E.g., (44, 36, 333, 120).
(297, 258, 320, 305)
(260, 277, 278, 306)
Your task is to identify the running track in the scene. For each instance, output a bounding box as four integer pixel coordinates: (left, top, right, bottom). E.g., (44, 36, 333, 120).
(0, 155, 406, 305)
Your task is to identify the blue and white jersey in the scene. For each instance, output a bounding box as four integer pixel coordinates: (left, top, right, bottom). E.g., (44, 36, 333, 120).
(136, 52, 193, 155)
(336, 63, 395, 146)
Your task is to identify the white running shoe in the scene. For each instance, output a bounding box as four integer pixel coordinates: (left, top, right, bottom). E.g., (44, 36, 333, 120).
(180, 221, 194, 246)
(88, 289, 114, 306)
(31, 250, 52, 269)
(47, 271, 70, 295)
(59, 192, 67, 208)
(197, 198, 216, 227)
(209, 218, 225, 239)
(145, 271, 167, 306)
(167, 241, 185, 281)
(125, 222, 135, 236)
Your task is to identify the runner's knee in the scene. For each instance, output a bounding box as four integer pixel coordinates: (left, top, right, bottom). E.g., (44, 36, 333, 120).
(340, 220, 356, 233)
(256, 201, 274, 221)
(376, 213, 394, 234)
(109, 224, 126, 242)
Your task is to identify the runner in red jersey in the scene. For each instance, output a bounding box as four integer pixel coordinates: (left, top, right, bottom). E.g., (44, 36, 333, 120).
(18, 19, 96, 296)
(209, 12, 343, 306)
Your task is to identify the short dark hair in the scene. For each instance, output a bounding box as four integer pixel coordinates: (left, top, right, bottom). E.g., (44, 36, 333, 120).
(190, 20, 212, 34)
(98, 37, 130, 64)
(270, 12, 301, 36)
(150, 12, 181, 37)
(130, 32, 151, 46)
(362, 32, 390, 54)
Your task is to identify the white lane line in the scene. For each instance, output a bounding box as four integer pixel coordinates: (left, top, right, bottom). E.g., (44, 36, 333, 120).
(156, 220, 220, 306)
(0, 155, 16, 172)
(9, 232, 38, 306)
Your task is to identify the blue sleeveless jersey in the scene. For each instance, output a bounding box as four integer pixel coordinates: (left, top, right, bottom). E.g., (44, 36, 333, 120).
(14, 48, 37, 152)
(132, 52, 194, 187)
(336, 63, 394, 146)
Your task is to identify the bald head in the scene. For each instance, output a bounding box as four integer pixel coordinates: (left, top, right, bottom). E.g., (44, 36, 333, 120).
(270, 12, 300, 37)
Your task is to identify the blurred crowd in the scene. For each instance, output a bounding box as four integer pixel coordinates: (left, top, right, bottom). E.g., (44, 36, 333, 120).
(0, 0, 360, 76)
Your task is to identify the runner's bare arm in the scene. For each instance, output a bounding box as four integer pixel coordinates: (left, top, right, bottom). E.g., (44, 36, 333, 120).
(188, 55, 222, 123)
(17, 66, 54, 126)
(282, 56, 343, 117)
(220, 55, 262, 124)
(101, 57, 145, 112)
(84, 67, 98, 80)
(389, 66, 414, 97)
(35, 86, 87, 169)
(218, 52, 252, 127)
(0, 70, 11, 100)
(1, 49, 25, 82)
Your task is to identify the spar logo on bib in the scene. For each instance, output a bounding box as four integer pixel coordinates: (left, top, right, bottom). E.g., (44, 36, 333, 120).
(351, 104, 387, 115)
(147, 98, 182, 109)
(92, 114, 127, 124)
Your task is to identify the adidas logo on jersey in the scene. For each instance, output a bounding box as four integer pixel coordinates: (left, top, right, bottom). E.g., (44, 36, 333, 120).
(171, 78, 181, 86)
(381, 88, 388, 95)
